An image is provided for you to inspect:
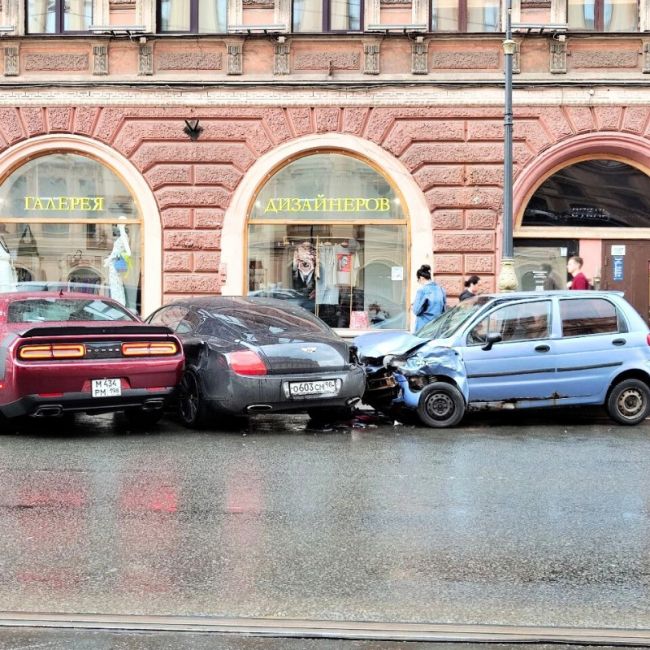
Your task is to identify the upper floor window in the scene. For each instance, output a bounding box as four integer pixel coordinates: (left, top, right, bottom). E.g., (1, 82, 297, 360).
(567, 0, 638, 30)
(431, 0, 499, 30)
(293, 0, 362, 31)
(27, 0, 92, 33)
(159, 0, 228, 32)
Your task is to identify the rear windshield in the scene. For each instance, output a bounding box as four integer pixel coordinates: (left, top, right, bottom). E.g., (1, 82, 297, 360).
(7, 298, 136, 323)
(199, 304, 331, 339)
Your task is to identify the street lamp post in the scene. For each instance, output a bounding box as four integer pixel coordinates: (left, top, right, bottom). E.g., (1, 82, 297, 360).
(498, 0, 518, 292)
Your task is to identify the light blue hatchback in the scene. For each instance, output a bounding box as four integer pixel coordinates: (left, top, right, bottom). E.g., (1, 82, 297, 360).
(355, 291, 650, 428)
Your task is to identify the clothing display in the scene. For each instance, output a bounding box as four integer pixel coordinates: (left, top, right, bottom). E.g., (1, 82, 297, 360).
(0, 237, 16, 292)
(316, 243, 339, 305)
(104, 223, 131, 306)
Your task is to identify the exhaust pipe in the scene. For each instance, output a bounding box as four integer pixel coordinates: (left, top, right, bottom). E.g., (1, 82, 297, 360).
(32, 405, 64, 418)
(247, 404, 273, 413)
(142, 398, 165, 411)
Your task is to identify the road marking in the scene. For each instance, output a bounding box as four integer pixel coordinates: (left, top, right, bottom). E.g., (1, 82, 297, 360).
(0, 612, 648, 644)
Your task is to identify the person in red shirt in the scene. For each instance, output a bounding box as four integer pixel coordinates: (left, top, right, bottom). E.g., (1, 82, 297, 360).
(567, 255, 590, 290)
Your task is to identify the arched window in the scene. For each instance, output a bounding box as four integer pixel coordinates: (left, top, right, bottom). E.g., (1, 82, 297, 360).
(0, 152, 143, 313)
(247, 152, 408, 330)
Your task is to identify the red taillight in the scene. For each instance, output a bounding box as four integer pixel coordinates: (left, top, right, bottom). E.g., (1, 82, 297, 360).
(18, 343, 86, 360)
(226, 350, 267, 376)
(122, 341, 178, 357)
(647, 334, 650, 346)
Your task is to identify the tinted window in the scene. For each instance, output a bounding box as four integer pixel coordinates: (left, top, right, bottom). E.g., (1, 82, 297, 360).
(8, 298, 135, 323)
(468, 301, 551, 345)
(147, 306, 189, 330)
(560, 298, 619, 337)
(205, 304, 331, 339)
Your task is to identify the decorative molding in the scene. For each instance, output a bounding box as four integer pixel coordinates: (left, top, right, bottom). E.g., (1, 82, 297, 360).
(513, 41, 521, 74)
(643, 42, 650, 73)
(294, 52, 360, 70)
(521, 0, 550, 6)
(4, 45, 18, 76)
(550, 40, 567, 74)
(158, 52, 222, 70)
(243, 0, 272, 5)
(138, 42, 153, 75)
(274, 0, 291, 33)
(366, 0, 380, 26)
(274, 38, 290, 75)
(412, 0, 429, 27)
(227, 42, 243, 75)
(411, 38, 428, 74)
(136, 0, 156, 32)
(92, 44, 108, 75)
(572, 50, 638, 68)
(228, 0, 243, 29)
(24, 53, 88, 71)
(363, 42, 380, 75)
(109, 0, 136, 5)
(431, 50, 499, 69)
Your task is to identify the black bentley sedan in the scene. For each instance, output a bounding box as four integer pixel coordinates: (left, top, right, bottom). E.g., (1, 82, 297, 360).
(146, 297, 366, 427)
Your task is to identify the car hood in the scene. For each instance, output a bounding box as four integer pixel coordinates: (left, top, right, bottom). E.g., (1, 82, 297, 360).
(354, 331, 426, 360)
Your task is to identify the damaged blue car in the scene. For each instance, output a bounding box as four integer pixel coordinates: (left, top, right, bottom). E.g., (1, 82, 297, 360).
(354, 291, 650, 428)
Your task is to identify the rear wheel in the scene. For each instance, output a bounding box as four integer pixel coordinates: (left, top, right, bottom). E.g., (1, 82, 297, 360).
(178, 371, 210, 429)
(606, 378, 650, 425)
(417, 382, 465, 428)
(124, 408, 164, 429)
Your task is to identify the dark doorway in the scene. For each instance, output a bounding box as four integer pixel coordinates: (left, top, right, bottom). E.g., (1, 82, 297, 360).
(601, 240, 650, 324)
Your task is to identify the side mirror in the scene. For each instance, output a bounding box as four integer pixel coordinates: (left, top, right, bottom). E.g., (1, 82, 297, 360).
(482, 332, 503, 351)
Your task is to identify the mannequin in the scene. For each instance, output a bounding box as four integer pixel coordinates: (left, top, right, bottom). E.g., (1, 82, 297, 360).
(104, 222, 131, 306)
(0, 235, 17, 292)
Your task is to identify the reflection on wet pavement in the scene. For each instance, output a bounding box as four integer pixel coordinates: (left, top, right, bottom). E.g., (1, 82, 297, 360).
(0, 412, 648, 629)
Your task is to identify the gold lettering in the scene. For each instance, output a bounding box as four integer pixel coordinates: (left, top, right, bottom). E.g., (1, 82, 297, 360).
(265, 199, 278, 213)
(355, 198, 367, 211)
(33, 197, 43, 210)
(314, 194, 326, 211)
(366, 198, 379, 211)
(343, 198, 354, 212)
(93, 197, 104, 211)
(24, 197, 31, 210)
(45, 198, 56, 211)
(301, 200, 313, 211)
(278, 198, 291, 212)
(58, 197, 69, 211)
(378, 197, 390, 211)
(69, 197, 82, 211)
(291, 198, 301, 211)
(80, 197, 91, 211)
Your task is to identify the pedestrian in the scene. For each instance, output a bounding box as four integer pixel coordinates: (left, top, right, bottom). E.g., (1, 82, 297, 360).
(567, 255, 590, 290)
(459, 275, 480, 301)
(412, 264, 446, 332)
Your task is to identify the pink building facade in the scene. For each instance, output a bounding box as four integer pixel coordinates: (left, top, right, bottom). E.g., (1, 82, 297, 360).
(1, 0, 649, 330)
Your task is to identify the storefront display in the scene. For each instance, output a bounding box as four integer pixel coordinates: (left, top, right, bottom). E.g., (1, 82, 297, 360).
(247, 152, 408, 330)
(0, 153, 142, 312)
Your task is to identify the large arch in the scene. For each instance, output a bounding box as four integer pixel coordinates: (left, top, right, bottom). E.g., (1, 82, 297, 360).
(221, 133, 433, 319)
(514, 131, 650, 234)
(0, 134, 162, 315)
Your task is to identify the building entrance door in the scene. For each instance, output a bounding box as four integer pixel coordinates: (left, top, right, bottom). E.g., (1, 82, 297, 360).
(601, 240, 650, 324)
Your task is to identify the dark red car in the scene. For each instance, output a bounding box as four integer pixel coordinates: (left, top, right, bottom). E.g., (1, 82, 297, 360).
(0, 292, 184, 426)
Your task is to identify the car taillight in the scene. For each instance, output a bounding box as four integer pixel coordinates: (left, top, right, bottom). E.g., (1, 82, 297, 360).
(647, 334, 650, 346)
(226, 350, 267, 376)
(122, 341, 179, 357)
(18, 343, 86, 360)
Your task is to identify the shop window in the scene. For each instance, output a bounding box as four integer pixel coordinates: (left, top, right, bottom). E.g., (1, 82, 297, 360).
(0, 153, 142, 313)
(560, 298, 619, 336)
(158, 0, 228, 32)
(293, 0, 362, 31)
(431, 0, 499, 31)
(27, 0, 93, 33)
(522, 160, 650, 229)
(567, 0, 638, 30)
(247, 152, 408, 331)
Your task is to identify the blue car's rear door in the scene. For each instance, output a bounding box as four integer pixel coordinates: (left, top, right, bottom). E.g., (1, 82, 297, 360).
(460, 299, 557, 404)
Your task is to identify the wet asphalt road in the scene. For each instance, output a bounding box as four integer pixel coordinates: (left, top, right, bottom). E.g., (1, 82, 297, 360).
(0, 410, 649, 629)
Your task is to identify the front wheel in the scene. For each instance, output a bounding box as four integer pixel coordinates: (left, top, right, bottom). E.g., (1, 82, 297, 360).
(178, 371, 210, 429)
(606, 378, 650, 425)
(417, 382, 465, 428)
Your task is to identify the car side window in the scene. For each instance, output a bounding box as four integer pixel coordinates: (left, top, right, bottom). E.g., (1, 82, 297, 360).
(147, 306, 189, 330)
(560, 298, 619, 337)
(177, 310, 202, 335)
(468, 301, 551, 345)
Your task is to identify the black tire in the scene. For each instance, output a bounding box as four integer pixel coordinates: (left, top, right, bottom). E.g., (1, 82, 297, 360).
(606, 378, 650, 425)
(416, 381, 465, 428)
(308, 406, 355, 423)
(124, 408, 164, 429)
(178, 370, 210, 429)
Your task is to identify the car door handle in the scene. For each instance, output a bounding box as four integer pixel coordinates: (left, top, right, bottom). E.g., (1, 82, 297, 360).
(534, 344, 550, 353)
(612, 338, 626, 346)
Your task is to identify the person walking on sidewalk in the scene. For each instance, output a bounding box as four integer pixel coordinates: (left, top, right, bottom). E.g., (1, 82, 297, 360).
(567, 255, 590, 290)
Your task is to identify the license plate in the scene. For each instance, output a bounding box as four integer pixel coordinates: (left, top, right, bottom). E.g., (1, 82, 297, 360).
(289, 380, 338, 397)
(91, 378, 122, 398)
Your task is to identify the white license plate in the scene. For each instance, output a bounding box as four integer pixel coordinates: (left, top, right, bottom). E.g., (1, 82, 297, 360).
(91, 378, 122, 398)
(289, 380, 338, 397)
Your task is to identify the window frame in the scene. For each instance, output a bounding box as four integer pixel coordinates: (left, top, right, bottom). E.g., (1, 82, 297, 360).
(26, 0, 94, 34)
(559, 297, 624, 338)
(157, 0, 229, 34)
(566, 0, 639, 30)
(291, 0, 364, 33)
(430, 0, 501, 32)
